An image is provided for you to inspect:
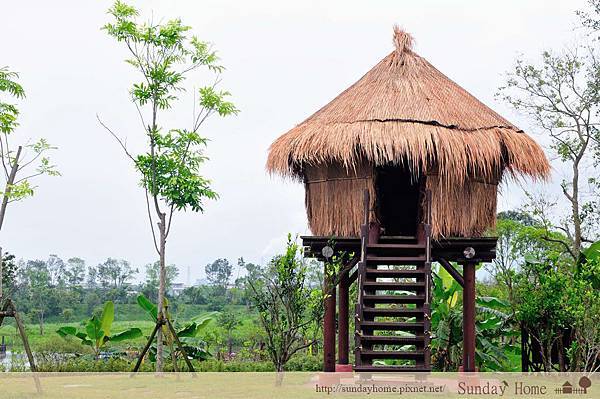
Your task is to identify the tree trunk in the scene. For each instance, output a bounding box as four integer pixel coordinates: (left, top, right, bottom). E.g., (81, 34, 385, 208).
(0, 146, 22, 232)
(156, 212, 167, 372)
(39, 312, 44, 336)
(275, 363, 284, 386)
(571, 160, 582, 259)
(0, 246, 3, 299)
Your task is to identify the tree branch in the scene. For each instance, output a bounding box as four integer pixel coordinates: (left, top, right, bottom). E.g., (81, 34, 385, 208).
(96, 114, 136, 162)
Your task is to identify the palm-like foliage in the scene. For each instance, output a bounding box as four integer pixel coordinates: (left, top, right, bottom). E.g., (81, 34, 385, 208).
(136, 294, 216, 362)
(57, 301, 142, 359)
(430, 265, 518, 371)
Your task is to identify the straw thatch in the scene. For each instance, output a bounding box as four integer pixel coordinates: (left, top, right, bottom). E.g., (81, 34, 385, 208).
(304, 162, 376, 237)
(267, 26, 550, 238)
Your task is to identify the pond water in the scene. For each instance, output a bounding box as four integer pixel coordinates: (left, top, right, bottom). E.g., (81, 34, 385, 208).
(0, 351, 31, 371)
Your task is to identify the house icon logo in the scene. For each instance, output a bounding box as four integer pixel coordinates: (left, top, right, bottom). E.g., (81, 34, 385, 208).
(554, 377, 592, 395)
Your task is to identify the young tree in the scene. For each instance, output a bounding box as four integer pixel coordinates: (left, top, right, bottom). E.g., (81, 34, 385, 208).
(0, 251, 17, 296)
(0, 67, 59, 295)
(86, 266, 98, 289)
(142, 260, 179, 303)
(21, 260, 55, 335)
(497, 44, 600, 260)
(217, 310, 241, 356)
(97, 258, 137, 289)
(246, 236, 323, 381)
(46, 254, 66, 287)
(101, 1, 237, 370)
(65, 257, 86, 288)
(205, 258, 232, 294)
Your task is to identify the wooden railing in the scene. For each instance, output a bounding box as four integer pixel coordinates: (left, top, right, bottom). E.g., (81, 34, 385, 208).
(354, 189, 370, 368)
(424, 189, 432, 305)
(423, 189, 432, 370)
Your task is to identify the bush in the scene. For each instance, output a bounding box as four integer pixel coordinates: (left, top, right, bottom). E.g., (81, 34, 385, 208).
(36, 357, 154, 372)
(284, 354, 322, 371)
(36, 336, 93, 355)
(29, 353, 322, 372)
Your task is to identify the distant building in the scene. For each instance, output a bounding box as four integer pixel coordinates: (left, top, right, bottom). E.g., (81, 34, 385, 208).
(169, 282, 188, 296)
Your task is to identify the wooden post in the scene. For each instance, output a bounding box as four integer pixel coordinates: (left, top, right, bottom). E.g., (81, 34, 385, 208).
(165, 317, 195, 372)
(462, 262, 476, 372)
(133, 320, 162, 372)
(521, 325, 529, 372)
(12, 301, 36, 372)
(323, 262, 336, 372)
(338, 271, 349, 365)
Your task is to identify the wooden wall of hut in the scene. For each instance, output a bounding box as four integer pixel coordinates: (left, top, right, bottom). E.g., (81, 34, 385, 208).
(304, 161, 376, 237)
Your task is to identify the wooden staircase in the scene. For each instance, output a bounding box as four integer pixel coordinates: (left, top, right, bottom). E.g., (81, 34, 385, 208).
(354, 191, 432, 372)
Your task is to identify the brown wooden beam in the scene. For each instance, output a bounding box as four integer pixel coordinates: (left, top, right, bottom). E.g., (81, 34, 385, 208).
(462, 262, 476, 372)
(323, 263, 336, 372)
(438, 258, 464, 287)
(338, 268, 349, 365)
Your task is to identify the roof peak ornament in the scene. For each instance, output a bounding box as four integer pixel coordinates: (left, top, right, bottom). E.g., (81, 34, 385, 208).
(393, 25, 414, 54)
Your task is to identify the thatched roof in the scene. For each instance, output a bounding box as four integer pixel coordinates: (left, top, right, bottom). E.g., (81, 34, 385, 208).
(267, 26, 550, 184)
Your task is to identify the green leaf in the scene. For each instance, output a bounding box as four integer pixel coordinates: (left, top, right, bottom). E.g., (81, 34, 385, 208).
(56, 326, 77, 338)
(177, 322, 198, 338)
(137, 294, 157, 321)
(85, 316, 104, 342)
(100, 301, 115, 337)
(190, 311, 218, 329)
(582, 240, 600, 262)
(109, 328, 143, 342)
(524, 254, 542, 265)
(476, 296, 510, 309)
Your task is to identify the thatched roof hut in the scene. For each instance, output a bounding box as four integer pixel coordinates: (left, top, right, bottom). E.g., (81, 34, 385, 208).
(267, 27, 550, 239)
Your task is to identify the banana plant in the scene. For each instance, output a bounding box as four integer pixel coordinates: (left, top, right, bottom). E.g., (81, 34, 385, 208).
(137, 294, 216, 362)
(430, 265, 516, 371)
(57, 301, 143, 359)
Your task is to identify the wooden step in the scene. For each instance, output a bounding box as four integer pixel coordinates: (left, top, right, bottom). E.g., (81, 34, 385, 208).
(363, 281, 425, 291)
(354, 366, 431, 373)
(368, 243, 425, 249)
(362, 307, 423, 317)
(363, 294, 425, 304)
(365, 268, 424, 278)
(360, 321, 424, 331)
(366, 255, 426, 265)
(359, 335, 423, 345)
(360, 350, 425, 360)
(379, 235, 418, 243)
(367, 243, 425, 254)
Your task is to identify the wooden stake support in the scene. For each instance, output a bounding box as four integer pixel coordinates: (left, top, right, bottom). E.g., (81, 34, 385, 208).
(0, 297, 42, 393)
(132, 315, 195, 372)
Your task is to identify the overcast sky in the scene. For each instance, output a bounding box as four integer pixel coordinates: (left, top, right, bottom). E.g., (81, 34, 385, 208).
(1, 0, 587, 283)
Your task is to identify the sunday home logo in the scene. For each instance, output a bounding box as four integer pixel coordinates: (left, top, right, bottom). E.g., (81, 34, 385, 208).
(457, 381, 549, 396)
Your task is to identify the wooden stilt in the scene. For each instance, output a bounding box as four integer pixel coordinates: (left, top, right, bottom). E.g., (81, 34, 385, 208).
(462, 262, 476, 372)
(323, 263, 336, 372)
(338, 270, 349, 365)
